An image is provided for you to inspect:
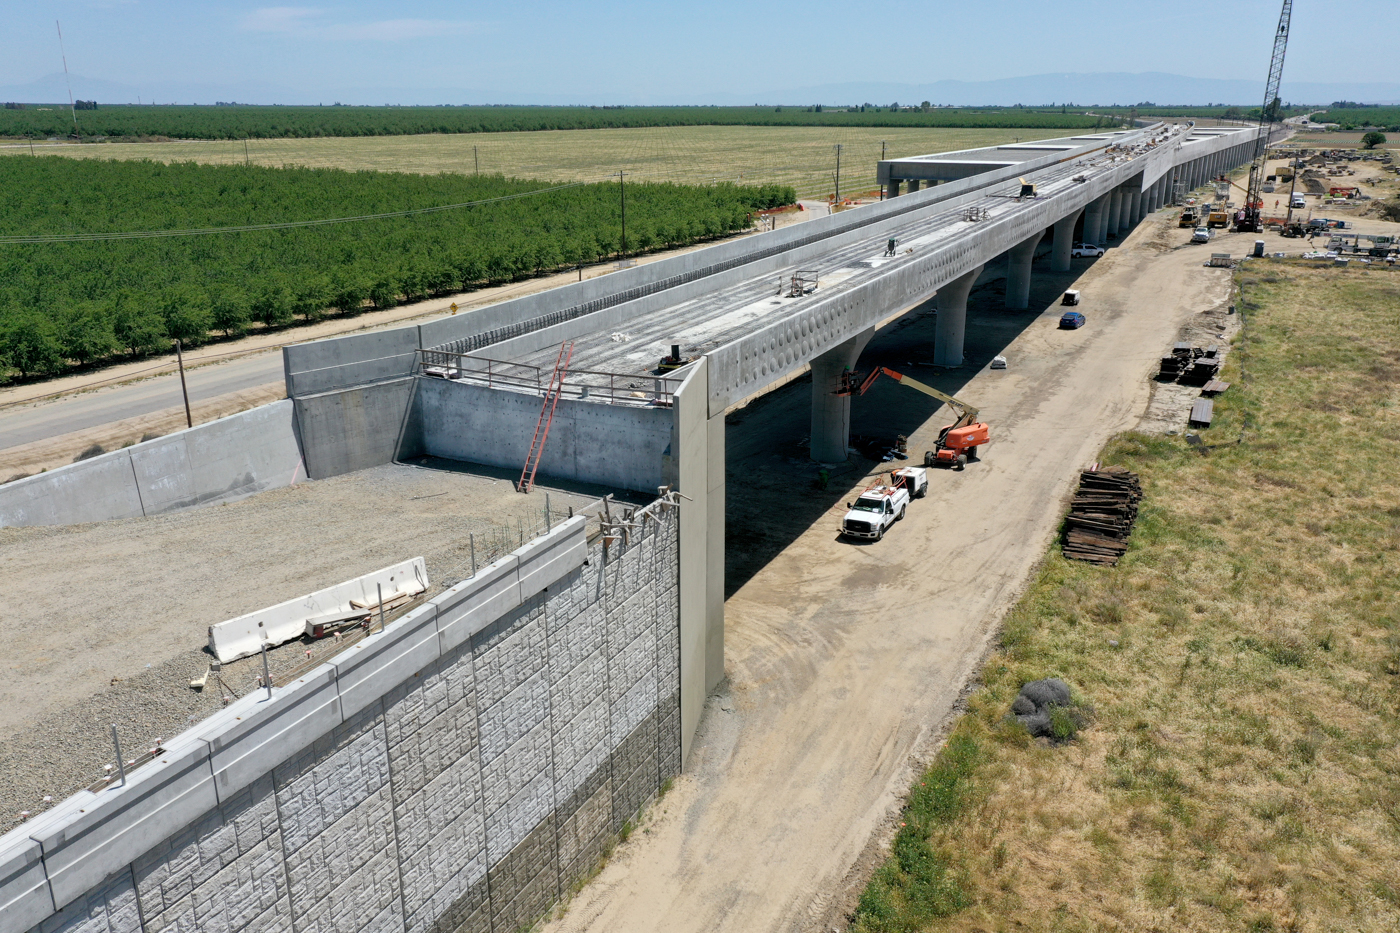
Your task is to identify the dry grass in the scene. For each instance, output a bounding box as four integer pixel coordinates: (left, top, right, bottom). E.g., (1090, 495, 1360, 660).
(854, 263, 1400, 933)
(0, 125, 1068, 200)
(1282, 131, 1400, 151)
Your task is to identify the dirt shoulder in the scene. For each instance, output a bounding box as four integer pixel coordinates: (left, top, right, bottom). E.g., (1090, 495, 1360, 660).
(538, 208, 1234, 933)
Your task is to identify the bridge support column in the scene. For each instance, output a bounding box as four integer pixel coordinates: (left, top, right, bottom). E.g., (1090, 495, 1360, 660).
(1126, 189, 1142, 227)
(1106, 188, 1124, 238)
(1005, 232, 1044, 310)
(809, 326, 876, 463)
(1083, 194, 1108, 247)
(906, 179, 920, 194)
(886, 179, 901, 198)
(934, 264, 984, 367)
(1050, 209, 1083, 272)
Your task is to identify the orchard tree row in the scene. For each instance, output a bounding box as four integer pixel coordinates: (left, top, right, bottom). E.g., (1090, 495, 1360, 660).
(0, 157, 794, 381)
(0, 104, 1103, 140)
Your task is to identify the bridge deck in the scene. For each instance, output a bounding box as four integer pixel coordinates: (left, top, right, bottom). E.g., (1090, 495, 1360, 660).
(466, 145, 1136, 386)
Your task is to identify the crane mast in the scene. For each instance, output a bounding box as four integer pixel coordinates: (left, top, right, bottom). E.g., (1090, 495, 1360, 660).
(1239, 0, 1293, 233)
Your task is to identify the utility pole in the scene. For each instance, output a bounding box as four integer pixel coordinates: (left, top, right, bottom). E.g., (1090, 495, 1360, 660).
(474, 145, 479, 175)
(833, 144, 842, 205)
(244, 138, 249, 166)
(174, 339, 193, 428)
(618, 170, 627, 258)
(879, 140, 886, 200)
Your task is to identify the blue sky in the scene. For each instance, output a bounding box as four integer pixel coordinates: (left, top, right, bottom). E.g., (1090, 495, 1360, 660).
(3, 1, 1395, 105)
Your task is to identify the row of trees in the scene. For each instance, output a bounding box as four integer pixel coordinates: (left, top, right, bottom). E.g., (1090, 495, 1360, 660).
(1316, 107, 1400, 133)
(0, 104, 1104, 140)
(0, 157, 794, 381)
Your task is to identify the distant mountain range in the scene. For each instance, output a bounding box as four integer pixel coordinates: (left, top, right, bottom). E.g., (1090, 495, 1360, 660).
(2, 71, 1397, 109)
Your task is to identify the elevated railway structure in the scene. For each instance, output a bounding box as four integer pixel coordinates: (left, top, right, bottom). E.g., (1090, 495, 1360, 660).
(282, 120, 1260, 752)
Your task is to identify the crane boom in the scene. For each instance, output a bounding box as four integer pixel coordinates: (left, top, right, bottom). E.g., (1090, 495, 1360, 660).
(1240, 0, 1293, 232)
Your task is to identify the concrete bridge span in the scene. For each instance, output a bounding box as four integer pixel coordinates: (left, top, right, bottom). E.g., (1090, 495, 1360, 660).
(279, 120, 1261, 768)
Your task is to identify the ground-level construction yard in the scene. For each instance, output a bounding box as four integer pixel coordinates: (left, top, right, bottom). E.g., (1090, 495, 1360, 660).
(540, 205, 1240, 932)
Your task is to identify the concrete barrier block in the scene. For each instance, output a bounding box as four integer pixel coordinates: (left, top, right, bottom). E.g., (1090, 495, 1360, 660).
(198, 666, 343, 802)
(34, 734, 216, 910)
(0, 833, 53, 933)
(516, 517, 586, 597)
(334, 603, 442, 720)
(435, 556, 521, 655)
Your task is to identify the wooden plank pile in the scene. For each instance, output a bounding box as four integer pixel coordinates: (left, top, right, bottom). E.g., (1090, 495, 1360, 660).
(1062, 467, 1142, 566)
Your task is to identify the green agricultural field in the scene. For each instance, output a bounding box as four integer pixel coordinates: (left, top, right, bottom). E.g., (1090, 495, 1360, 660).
(0, 103, 1105, 141)
(852, 263, 1400, 933)
(1, 125, 1075, 201)
(1313, 107, 1400, 131)
(0, 156, 792, 381)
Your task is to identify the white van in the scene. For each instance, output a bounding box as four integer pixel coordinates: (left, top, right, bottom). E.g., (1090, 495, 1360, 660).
(1291, 193, 1307, 209)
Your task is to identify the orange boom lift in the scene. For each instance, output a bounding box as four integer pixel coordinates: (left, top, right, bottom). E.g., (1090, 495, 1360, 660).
(837, 366, 989, 469)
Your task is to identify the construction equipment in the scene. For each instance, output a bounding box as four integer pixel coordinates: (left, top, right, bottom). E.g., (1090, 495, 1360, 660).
(518, 341, 574, 493)
(1207, 207, 1230, 229)
(1238, 0, 1293, 233)
(657, 343, 694, 372)
(1018, 177, 1038, 199)
(837, 366, 988, 469)
(1178, 205, 1199, 228)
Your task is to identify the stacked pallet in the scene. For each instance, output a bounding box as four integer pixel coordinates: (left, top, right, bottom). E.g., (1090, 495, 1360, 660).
(1179, 357, 1221, 387)
(1062, 468, 1143, 566)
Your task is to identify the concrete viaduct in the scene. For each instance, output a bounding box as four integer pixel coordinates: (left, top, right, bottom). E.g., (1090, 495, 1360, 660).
(280, 120, 1259, 759)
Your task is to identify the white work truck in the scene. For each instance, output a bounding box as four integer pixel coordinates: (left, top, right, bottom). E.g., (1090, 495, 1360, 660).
(840, 478, 912, 540)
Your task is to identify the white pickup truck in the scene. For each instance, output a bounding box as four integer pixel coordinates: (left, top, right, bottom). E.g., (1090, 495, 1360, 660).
(841, 468, 925, 540)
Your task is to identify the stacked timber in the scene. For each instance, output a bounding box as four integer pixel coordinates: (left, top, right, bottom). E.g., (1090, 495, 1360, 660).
(1062, 468, 1143, 566)
(1179, 358, 1222, 387)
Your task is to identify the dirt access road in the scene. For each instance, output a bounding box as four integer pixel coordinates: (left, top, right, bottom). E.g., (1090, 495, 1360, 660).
(542, 211, 1233, 933)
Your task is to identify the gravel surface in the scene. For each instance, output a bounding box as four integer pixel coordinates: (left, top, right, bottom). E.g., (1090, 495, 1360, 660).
(0, 457, 643, 830)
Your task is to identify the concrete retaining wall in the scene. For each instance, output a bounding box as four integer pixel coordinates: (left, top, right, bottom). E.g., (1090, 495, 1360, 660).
(3, 503, 683, 933)
(0, 401, 303, 528)
(414, 376, 672, 493)
(292, 377, 423, 480)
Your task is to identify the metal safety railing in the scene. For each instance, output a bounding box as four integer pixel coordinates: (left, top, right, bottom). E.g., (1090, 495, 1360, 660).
(417, 349, 688, 407)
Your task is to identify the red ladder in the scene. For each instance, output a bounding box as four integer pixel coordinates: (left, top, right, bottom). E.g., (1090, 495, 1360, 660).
(518, 341, 575, 493)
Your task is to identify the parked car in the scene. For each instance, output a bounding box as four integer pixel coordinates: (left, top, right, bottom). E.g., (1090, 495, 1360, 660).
(1071, 244, 1105, 258)
(1191, 226, 1212, 244)
(1059, 311, 1086, 329)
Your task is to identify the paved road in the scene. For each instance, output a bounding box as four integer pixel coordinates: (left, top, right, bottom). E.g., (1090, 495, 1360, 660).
(0, 351, 283, 450)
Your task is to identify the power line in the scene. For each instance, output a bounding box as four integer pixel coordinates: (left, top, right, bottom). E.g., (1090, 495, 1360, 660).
(0, 179, 599, 245)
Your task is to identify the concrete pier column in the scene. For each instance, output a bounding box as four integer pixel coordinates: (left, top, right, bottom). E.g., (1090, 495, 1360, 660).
(1128, 189, 1143, 226)
(906, 179, 920, 194)
(1106, 188, 1124, 239)
(1083, 194, 1108, 247)
(1005, 231, 1044, 310)
(886, 179, 901, 199)
(934, 264, 985, 367)
(809, 326, 876, 463)
(1050, 209, 1083, 272)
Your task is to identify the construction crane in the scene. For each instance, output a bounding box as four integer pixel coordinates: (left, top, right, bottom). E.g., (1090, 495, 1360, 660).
(836, 366, 989, 469)
(1237, 0, 1293, 233)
